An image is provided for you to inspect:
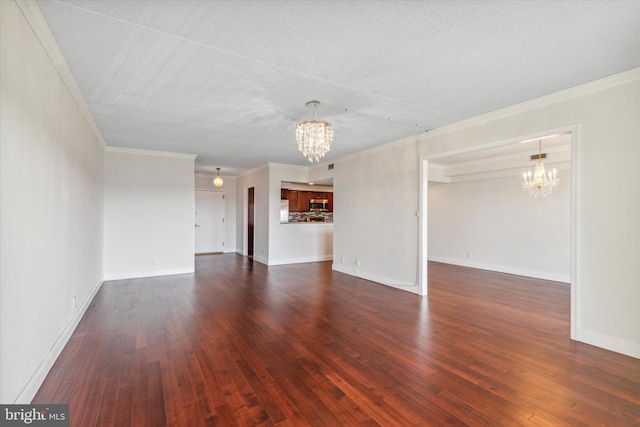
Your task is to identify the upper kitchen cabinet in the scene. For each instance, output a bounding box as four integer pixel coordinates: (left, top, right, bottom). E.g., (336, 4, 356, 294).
(298, 191, 311, 212)
(280, 183, 333, 213)
(287, 190, 299, 212)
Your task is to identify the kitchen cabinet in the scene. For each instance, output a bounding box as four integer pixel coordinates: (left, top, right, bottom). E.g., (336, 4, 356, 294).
(298, 191, 311, 212)
(287, 190, 299, 212)
(282, 189, 334, 212)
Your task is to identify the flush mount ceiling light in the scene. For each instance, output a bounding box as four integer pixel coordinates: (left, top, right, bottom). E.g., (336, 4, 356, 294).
(213, 168, 224, 188)
(522, 140, 559, 198)
(296, 101, 334, 163)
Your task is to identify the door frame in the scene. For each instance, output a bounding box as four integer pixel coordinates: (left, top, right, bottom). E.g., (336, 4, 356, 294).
(243, 187, 255, 257)
(419, 124, 577, 339)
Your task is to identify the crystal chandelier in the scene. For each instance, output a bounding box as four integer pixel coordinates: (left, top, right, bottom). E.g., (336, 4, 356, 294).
(296, 101, 334, 162)
(213, 168, 223, 188)
(522, 140, 559, 198)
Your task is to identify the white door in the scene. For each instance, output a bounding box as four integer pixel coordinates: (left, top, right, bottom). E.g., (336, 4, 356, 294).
(195, 190, 225, 254)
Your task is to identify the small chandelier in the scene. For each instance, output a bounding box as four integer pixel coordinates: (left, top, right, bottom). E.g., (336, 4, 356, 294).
(522, 140, 559, 198)
(213, 168, 224, 188)
(296, 101, 334, 162)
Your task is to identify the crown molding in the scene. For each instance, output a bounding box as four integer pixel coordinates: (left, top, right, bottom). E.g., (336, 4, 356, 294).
(16, 0, 108, 149)
(105, 146, 197, 159)
(421, 68, 640, 139)
(267, 162, 309, 171)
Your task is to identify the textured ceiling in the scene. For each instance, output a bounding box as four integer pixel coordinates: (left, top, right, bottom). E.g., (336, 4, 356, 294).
(36, 0, 640, 175)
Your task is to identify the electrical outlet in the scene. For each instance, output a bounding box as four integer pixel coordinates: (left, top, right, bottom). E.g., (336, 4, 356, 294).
(466, 252, 472, 259)
(340, 256, 345, 262)
(355, 259, 360, 266)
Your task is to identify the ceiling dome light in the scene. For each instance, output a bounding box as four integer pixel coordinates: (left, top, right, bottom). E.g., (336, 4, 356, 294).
(296, 101, 334, 162)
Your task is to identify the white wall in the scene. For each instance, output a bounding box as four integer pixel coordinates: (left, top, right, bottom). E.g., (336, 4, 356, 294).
(235, 164, 270, 262)
(104, 148, 196, 279)
(0, 0, 105, 403)
(428, 171, 571, 282)
(421, 69, 640, 358)
(268, 164, 333, 265)
(309, 161, 335, 184)
(195, 173, 237, 253)
(332, 138, 421, 292)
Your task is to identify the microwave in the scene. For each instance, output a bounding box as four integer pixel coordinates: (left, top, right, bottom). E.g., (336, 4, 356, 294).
(309, 199, 329, 212)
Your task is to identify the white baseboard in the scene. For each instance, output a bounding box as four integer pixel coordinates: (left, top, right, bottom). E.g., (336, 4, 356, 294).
(574, 328, 640, 359)
(427, 256, 570, 283)
(103, 267, 194, 281)
(253, 255, 268, 265)
(14, 276, 104, 403)
(268, 254, 333, 266)
(332, 264, 420, 295)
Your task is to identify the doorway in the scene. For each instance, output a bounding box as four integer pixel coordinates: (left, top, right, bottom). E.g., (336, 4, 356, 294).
(195, 190, 225, 254)
(247, 187, 254, 258)
(420, 126, 576, 337)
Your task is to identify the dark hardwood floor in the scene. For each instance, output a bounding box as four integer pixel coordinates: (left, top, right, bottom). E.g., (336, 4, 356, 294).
(33, 255, 640, 426)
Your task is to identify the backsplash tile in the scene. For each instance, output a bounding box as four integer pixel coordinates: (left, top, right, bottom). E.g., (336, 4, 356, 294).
(288, 212, 333, 223)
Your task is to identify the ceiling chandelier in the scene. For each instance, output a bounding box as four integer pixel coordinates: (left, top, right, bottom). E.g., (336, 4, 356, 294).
(522, 140, 559, 198)
(296, 101, 334, 162)
(213, 168, 224, 188)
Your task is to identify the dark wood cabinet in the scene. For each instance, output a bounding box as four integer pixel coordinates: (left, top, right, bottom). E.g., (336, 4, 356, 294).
(287, 190, 299, 212)
(298, 191, 310, 213)
(282, 189, 333, 213)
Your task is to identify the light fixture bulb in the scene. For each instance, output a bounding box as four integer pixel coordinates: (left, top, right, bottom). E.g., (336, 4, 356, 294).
(213, 168, 224, 188)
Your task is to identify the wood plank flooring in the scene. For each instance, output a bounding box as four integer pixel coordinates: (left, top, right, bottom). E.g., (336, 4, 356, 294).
(33, 255, 640, 426)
